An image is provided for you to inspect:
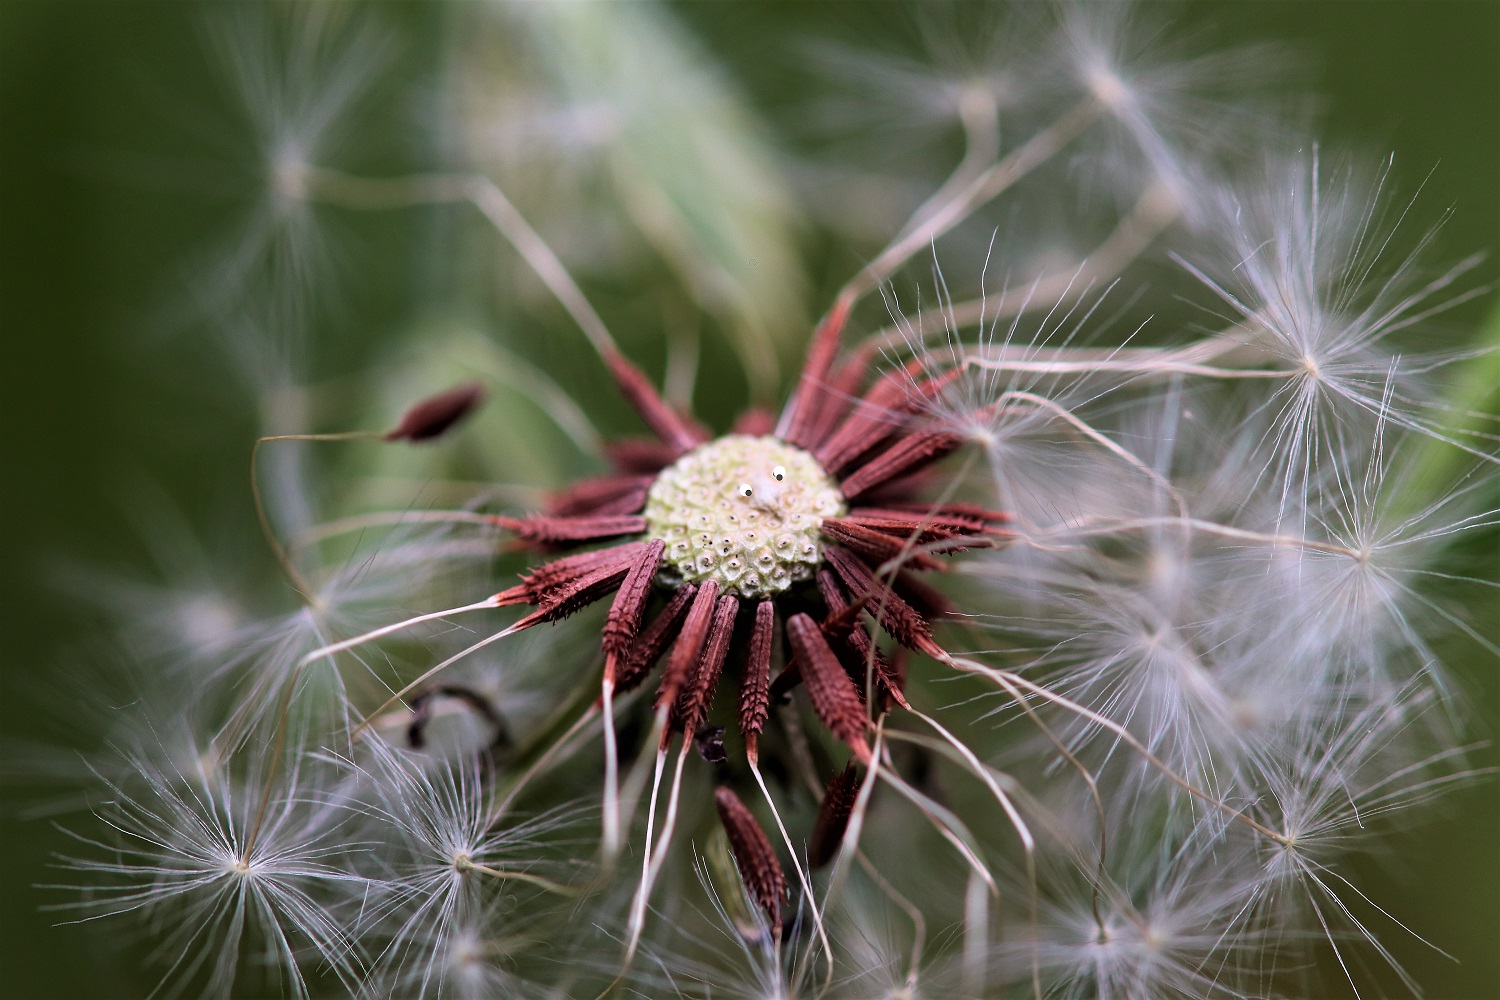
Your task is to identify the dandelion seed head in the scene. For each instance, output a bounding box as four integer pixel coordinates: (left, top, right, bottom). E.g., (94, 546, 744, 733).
(1179, 154, 1490, 515)
(1053, 0, 1308, 225)
(337, 738, 590, 996)
(1004, 826, 1276, 1000)
(53, 743, 363, 999)
(644, 435, 845, 598)
(363, 896, 560, 1000)
(177, 5, 401, 358)
(802, 3, 1039, 146)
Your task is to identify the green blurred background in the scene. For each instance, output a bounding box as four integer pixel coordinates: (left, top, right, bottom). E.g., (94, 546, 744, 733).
(2, 2, 1495, 997)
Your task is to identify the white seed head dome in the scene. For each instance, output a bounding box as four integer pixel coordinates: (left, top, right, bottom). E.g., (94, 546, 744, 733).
(643, 435, 845, 598)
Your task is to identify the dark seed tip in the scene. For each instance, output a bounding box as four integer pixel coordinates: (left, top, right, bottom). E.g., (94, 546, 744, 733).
(384, 382, 488, 443)
(809, 764, 862, 868)
(713, 786, 785, 939)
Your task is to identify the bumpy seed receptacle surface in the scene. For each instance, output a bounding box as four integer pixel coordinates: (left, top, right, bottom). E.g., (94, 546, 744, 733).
(644, 435, 845, 599)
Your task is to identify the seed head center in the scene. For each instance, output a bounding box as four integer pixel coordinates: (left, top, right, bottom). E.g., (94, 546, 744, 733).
(644, 435, 845, 599)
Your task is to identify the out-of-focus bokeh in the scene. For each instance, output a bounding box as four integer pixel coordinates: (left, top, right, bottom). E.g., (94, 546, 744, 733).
(1, 2, 1494, 997)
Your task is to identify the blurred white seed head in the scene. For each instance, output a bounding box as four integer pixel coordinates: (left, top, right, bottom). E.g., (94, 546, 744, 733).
(191, 5, 398, 355)
(1051, 0, 1311, 224)
(52, 742, 365, 998)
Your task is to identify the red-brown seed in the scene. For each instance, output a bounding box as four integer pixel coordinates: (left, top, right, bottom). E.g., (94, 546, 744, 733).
(887, 645, 909, 703)
(843, 621, 909, 712)
(846, 506, 988, 540)
(809, 764, 861, 868)
(814, 358, 955, 472)
(823, 545, 935, 656)
(781, 293, 853, 449)
(616, 583, 698, 694)
(520, 542, 648, 604)
(841, 518, 964, 546)
(602, 540, 666, 671)
(804, 341, 879, 444)
(821, 518, 944, 572)
(496, 514, 647, 546)
(739, 600, 775, 764)
(876, 500, 1011, 525)
(784, 613, 870, 762)
(816, 569, 909, 711)
(603, 349, 703, 454)
(768, 659, 801, 702)
(731, 408, 777, 437)
(837, 431, 963, 500)
(676, 594, 740, 735)
(815, 569, 860, 634)
(714, 786, 786, 940)
(816, 421, 901, 480)
(891, 567, 954, 620)
(604, 438, 682, 475)
(491, 583, 531, 607)
(528, 561, 637, 623)
(655, 580, 720, 716)
(383, 382, 487, 443)
(549, 474, 654, 517)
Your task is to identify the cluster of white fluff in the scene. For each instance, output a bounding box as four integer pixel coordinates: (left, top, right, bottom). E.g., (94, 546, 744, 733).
(35, 2, 1493, 998)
